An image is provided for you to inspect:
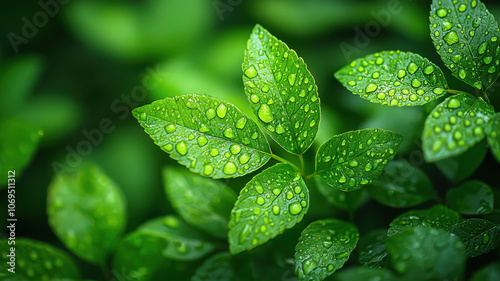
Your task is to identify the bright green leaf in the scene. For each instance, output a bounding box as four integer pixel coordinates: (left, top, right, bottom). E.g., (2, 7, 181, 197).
(435, 140, 487, 182)
(314, 177, 370, 211)
(385, 226, 466, 281)
(471, 262, 500, 281)
(387, 205, 460, 236)
(294, 219, 359, 281)
(0, 118, 43, 188)
(163, 167, 237, 238)
(430, 0, 500, 90)
(446, 180, 494, 215)
(228, 163, 309, 254)
(132, 94, 271, 179)
(423, 93, 494, 162)
(335, 50, 448, 107)
(47, 163, 126, 265)
(191, 253, 234, 281)
(0, 238, 79, 280)
(368, 159, 436, 208)
(487, 113, 500, 162)
(357, 229, 389, 269)
(450, 218, 500, 258)
(331, 267, 398, 281)
(315, 129, 402, 192)
(243, 24, 320, 155)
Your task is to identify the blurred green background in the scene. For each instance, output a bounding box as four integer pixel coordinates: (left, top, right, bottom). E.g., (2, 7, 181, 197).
(1, 0, 500, 279)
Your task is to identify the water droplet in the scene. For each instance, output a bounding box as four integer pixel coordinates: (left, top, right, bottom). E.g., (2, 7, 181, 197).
(366, 83, 378, 93)
(164, 143, 173, 151)
(224, 128, 235, 139)
(276, 125, 285, 134)
(377, 92, 386, 100)
(458, 4, 466, 12)
(236, 118, 247, 129)
(327, 264, 335, 271)
(288, 73, 296, 86)
(436, 8, 448, 18)
(206, 108, 216, 120)
(407, 62, 419, 74)
(447, 98, 461, 109)
(474, 127, 483, 136)
(432, 140, 443, 152)
(444, 31, 459, 45)
(397, 69, 406, 78)
(258, 104, 273, 123)
(484, 56, 493, 64)
(411, 78, 422, 88)
(256, 197, 265, 205)
(302, 259, 317, 275)
(197, 136, 208, 147)
(409, 94, 418, 101)
(230, 144, 241, 155)
(217, 103, 227, 118)
(203, 164, 213, 175)
(261, 85, 270, 93)
(239, 153, 250, 164)
(459, 69, 467, 79)
(488, 66, 497, 74)
(349, 159, 359, 167)
(223, 162, 237, 175)
(364, 163, 372, 171)
(210, 148, 219, 156)
(289, 203, 302, 215)
(139, 112, 147, 121)
(434, 88, 445, 95)
(175, 141, 188, 156)
(424, 65, 435, 74)
(372, 71, 380, 79)
(272, 205, 280, 215)
(338, 175, 347, 184)
(483, 234, 490, 244)
(244, 65, 258, 78)
(478, 42, 488, 55)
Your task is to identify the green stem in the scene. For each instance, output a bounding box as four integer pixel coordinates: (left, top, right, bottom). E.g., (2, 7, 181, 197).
(305, 172, 318, 180)
(445, 89, 476, 99)
(298, 154, 305, 173)
(482, 92, 491, 103)
(270, 154, 301, 173)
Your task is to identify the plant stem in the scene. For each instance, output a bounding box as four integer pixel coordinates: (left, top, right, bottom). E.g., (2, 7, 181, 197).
(270, 154, 301, 173)
(305, 172, 318, 180)
(445, 89, 476, 99)
(482, 92, 491, 103)
(298, 154, 305, 173)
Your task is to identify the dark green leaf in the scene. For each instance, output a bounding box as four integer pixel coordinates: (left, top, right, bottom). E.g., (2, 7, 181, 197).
(47, 163, 126, 265)
(471, 262, 500, 281)
(294, 219, 359, 281)
(331, 267, 397, 281)
(228, 163, 309, 254)
(335, 50, 448, 106)
(132, 94, 271, 179)
(191, 253, 234, 281)
(357, 229, 388, 269)
(314, 176, 370, 212)
(446, 180, 494, 215)
(387, 205, 460, 236)
(243, 24, 320, 154)
(163, 167, 237, 238)
(423, 93, 494, 162)
(487, 112, 500, 162)
(385, 226, 466, 281)
(315, 129, 402, 192)
(0, 238, 79, 281)
(450, 218, 500, 258)
(430, 0, 500, 90)
(435, 139, 487, 182)
(368, 159, 435, 208)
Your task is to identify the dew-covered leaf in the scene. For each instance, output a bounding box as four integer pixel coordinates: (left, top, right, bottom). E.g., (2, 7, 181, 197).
(163, 167, 237, 238)
(357, 229, 389, 269)
(446, 180, 494, 215)
(387, 205, 460, 237)
(423, 93, 494, 162)
(243, 24, 320, 155)
(132, 94, 271, 179)
(191, 253, 234, 281)
(0, 238, 79, 281)
(471, 262, 500, 281)
(385, 226, 466, 281)
(113, 216, 215, 281)
(315, 129, 402, 192)
(314, 176, 370, 212)
(294, 219, 359, 281)
(487, 113, 500, 162)
(228, 163, 309, 254)
(367, 159, 436, 208)
(47, 163, 126, 265)
(335, 50, 448, 107)
(451, 218, 499, 258)
(430, 0, 500, 90)
(0, 118, 43, 188)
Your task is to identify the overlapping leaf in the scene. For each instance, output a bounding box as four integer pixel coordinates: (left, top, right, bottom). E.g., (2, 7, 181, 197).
(228, 164, 309, 254)
(435, 141, 487, 182)
(314, 177, 369, 211)
(430, 0, 500, 90)
(331, 267, 397, 281)
(191, 253, 234, 281)
(446, 180, 494, 215)
(243, 24, 320, 154)
(335, 50, 448, 106)
(451, 219, 500, 258)
(357, 229, 389, 269)
(294, 219, 359, 281)
(470, 262, 500, 281)
(423, 93, 494, 162)
(315, 129, 402, 192)
(133, 94, 271, 179)
(487, 113, 500, 162)
(387, 205, 460, 236)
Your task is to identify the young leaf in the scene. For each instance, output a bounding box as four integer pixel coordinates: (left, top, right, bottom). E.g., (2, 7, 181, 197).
(335, 50, 448, 106)
(0, 238, 79, 280)
(487, 113, 500, 162)
(446, 180, 494, 215)
(113, 216, 215, 281)
(368, 159, 436, 208)
(315, 129, 402, 192)
(423, 93, 494, 162)
(243, 24, 320, 155)
(191, 253, 234, 281)
(132, 94, 271, 179)
(387, 205, 460, 236)
(385, 226, 466, 281)
(163, 167, 237, 238)
(294, 219, 359, 281)
(47, 163, 126, 265)
(430, 0, 500, 90)
(228, 163, 309, 254)
(470, 262, 500, 281)
(450, 218, 500, 258)
(314, 176, 370, 212)
(357, 229, 389, 269)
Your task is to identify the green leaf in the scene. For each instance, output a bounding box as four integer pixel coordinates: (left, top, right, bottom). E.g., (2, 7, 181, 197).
(357, 229, 389, 269)
(163, 167, 237, 238)
(113, 216, 215, 281)
(0, 238, 79, 280)
(331, 267, 397, 281)
(47, 163, 126, 265)
(430, 0, 500, 90)
(446, 180, 494, 215)
(335, 50, 448, 107)
(314, 176, 370, 212)
(487, 113, 500, 162)
(228, 163, 309, 254)
(294, 219, 359, 281)
(423, 93, 494, 162)
(450, 218, 500, 258)
(385, 226, 466, 281)
(471, 262, 500, 281)
(435, 140, 487, 182)
(368, 159, 436, 208)
(132, 94, 271, 179)
(191, 253, 234, 281)
(387, 205, 460, 236)
(243, 24, 320, 154)
(315, 129, 402, 192)
(0, 118, 43, 188)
